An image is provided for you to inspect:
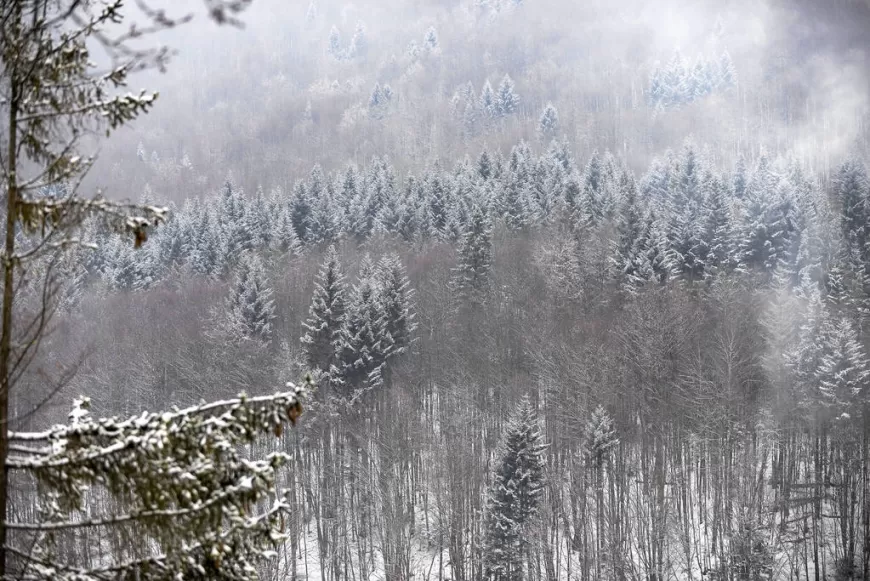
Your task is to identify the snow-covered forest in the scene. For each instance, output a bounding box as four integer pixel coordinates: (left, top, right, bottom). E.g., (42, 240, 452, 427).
(3, 0, 870, 579)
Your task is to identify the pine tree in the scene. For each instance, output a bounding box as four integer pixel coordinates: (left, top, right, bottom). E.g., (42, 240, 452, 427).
(348, 21, 367, 59)
(327, 25, 343, 60)
(833, 158, 870, 255)
(246, 186, 273, 249)
(816, 318, 870, 417)
(718, 49, 737, 90)
(612, 172, 645, 291)
(300, 248, 345, 375)
(289, 181, 313, 243)
(462, 100, 478, 140)
(335, 256, 389, 393)
(218, 252, 276, 343)
(189, 208, 223, 278)
(482, 396, 547, 581)
(577, 150, 605, 227)
(787, 288, 834, 418)
(663, 49, 689, 107)
(538, 102, 559, 139)
(377, 254, 417, 360)
(155, 204, 188, 269)
(269, 188, 303, 255)
(480, 80, 497, 121)
(689, 54, 712, 100)
(452, 205, 493, 301)
(496, 74, 520, 117)
(648, 64, 666, 108)
(426, 172, 451, 238)
(736, 156, 796, 275)
(104, 235, 158, 291)
(732, 155, 748, 200)
(478, 149, 494, 181)
(369, 82, 388, 120)
(702, 173, 733, 277)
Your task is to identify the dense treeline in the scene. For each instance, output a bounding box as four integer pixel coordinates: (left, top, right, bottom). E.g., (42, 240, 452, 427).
(9, 0, 870, 578)
(103, 0, 870, 202)
(30, 136, 870, 580)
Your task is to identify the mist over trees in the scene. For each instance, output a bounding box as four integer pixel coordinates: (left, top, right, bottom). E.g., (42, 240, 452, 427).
(6, 0, 870, 579)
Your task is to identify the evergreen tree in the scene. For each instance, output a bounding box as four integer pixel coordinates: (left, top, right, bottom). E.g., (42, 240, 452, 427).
(348, 21, 367, 59)
(246, 186, 273, 249)
(289, 181, 313, 243)
(426, 172, 451, 239)
(335, 256, 389, 393)
(648, 64, 666, 108)
(732, 154, 749, 200)
(577, 150, 605, 227)
(462, 100, 478, 139)
(369, 82, 389, 120)
(189, 208, 223, 278)
(104, 235, 157, 291)
(612, 172, 646, 291)
(452, 205, 493, 301)
(377, 254, 417, 360)
(219, 252, 276, 343)
(663, 49, 689, 107)
(736, 156, 795, 275)
(689, 54, 712, 100)
(496, 74, 520, 117)
(301, 245, 347, 373)
(816, 318, 870, 417)
(327, 25, 343, 59)
(270, 202, 303, 255)
(718, 49, 737, 89)
(833, 158, 870, 253)
(480, 80, 497, 120)
(538, 102, 559, 139)
(702, 173, 734, 276)
(478, 149, 494, 181)
(482, 396, 547, 581)
(155, 204, 188, 269)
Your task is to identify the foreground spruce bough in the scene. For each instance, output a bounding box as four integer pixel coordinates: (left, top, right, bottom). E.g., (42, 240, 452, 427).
(7, 383, 305, 579)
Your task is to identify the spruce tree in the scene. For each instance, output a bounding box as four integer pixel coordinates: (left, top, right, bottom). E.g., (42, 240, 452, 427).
(104, 235, 158, 291)
(538, 102, 559, 139)
(369, 82, 388, 120)
(718, 49, 738, 90)
(612, 172, 645, 292)
(663, 50, 689, 107)
(327, 25, 343, 60)
(833, 158, 870, 254)
(702, 173, 734, 277)
(289, 181, 313, 243)
(269, 189, 303, 255)
(219, 252, 276, 343)
(816, 318, 870, 417)
(301, 245, 347, 373)
(348, 21, 367, 59)
(452, 205, 494, 302)
(377, 254, 417, 360)
(479, 80, 497, 121)
(335, 256, 388, 393)
(648, 64, 665, 108)
(496, 74, 520, 117)
(482, 396, 547, 581)
(189, 209, 223, 278)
